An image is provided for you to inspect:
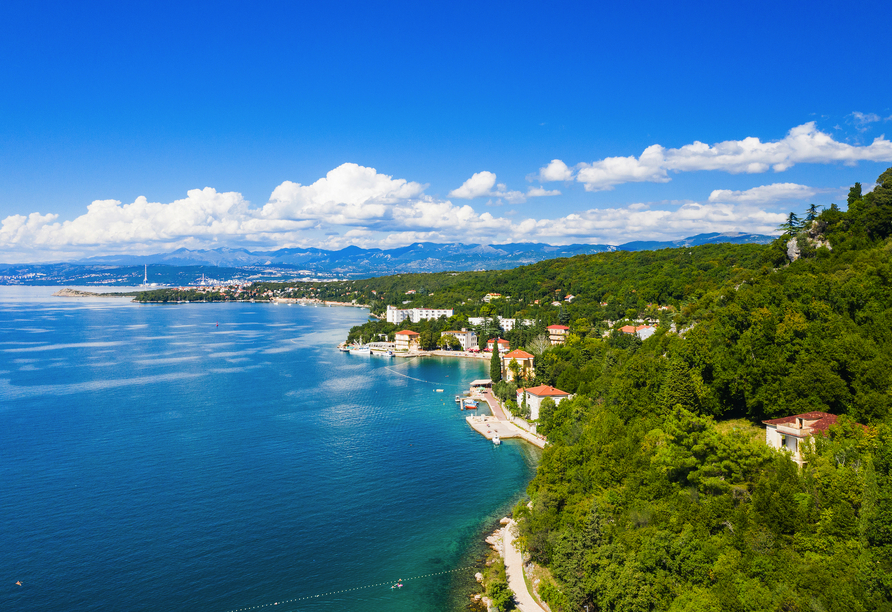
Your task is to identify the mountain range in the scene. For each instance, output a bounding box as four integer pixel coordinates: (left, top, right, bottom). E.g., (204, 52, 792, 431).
(75, 232, 775, 275)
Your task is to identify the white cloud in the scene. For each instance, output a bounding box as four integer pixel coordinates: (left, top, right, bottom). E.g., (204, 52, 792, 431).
(262, 162, 426, 223)
(450, 171, 560, 203)
(708, 182, 818, 205)
(0, 162, 792, 262)
(534, 159, 574, 182)
(526, 186, 561, 197)
(544, 122, 892, 191)
(449, 171, 497, 199)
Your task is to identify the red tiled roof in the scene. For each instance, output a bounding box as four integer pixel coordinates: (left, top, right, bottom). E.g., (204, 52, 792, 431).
(519, 385, 571, 397)
(546, 325, 569, 330)
(396, 330, 420, 336)
(619, 325, 636, 333)
(487, 338, 509, 344)
(762, 411, 867, 434)
(503, 349, 534, 359)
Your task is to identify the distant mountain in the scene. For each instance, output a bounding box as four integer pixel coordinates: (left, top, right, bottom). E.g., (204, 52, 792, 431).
(76, 233, 775, 274)
(76, 242, 621, 273)
(0, 233, 777, 285)
(616, 232, 775, 251)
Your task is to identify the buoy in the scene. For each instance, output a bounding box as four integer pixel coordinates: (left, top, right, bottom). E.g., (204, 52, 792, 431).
(16, 581, 22, 586)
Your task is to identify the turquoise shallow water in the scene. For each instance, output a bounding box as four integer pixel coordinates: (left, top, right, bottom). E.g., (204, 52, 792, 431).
(0, 288, 539, 612)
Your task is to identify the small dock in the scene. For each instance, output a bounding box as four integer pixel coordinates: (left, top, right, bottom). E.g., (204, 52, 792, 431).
(465, 387, 547, 449)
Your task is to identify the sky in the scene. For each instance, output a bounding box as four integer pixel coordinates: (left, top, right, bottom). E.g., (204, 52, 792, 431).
(1, 0, 891, 263)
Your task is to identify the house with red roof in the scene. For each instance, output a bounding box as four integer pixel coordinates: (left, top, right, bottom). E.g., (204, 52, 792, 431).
(763, 411, 861, 465)
(546, 324, 569, 345)
(619, 324, 656, 340)
(517, 385, 572, 420)
(394, 329, 420, 352)
(501, 349, 535, 382)
(486, 337, 510, 353)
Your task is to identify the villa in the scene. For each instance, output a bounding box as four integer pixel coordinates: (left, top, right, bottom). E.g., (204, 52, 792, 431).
(501, 349, 534, 382)
(394, 329, 420, 352)
(486, 338, 510, 353)
(517, 385, 572, 420)
(441, 329, 478, 351)
(763, 411, 862, 466)
(546, 324, 569, 345)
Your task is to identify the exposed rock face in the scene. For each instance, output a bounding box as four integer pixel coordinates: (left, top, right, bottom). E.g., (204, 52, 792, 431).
(786, 221, 832, 262)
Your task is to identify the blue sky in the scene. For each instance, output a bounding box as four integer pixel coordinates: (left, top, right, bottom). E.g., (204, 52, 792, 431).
(1, 0, 890, 262)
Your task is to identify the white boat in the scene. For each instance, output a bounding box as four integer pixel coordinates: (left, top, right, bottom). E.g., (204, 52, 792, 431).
(349, 346, 371, 355)
(492, 435, 501, 445)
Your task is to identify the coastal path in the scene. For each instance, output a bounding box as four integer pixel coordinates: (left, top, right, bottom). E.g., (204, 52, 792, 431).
(503, 519, 548, 612)
(465, 389, 546, 449)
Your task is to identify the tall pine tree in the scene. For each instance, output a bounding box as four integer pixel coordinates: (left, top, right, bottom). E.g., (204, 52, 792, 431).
(490, 345, 502, 383)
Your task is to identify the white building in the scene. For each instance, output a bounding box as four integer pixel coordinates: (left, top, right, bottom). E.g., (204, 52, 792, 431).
(517, 385, 572, 421)
(441, 329, 478, 351)
(546, 324, 569, 345)
(386, 305, 454, 324)
(468, 316, 535, 331)
(763, 411, 860, 466)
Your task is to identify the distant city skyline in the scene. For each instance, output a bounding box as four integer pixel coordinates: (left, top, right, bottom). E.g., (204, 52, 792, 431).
(1, 1, 890, 262)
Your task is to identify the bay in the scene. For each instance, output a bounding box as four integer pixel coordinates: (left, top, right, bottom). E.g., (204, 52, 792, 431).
(0, 287, 539, 611)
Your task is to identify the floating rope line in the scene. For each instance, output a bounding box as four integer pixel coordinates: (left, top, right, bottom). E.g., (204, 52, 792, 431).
(382, 357, 467, 389)
(223, 565, 478, 612)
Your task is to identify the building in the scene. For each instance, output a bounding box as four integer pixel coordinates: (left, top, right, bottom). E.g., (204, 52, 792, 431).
(501, 349, 534, 382)
(517, 385, 572, 420)
(468, 316, 535, 331)
(546, 324, 569, 345)
(763, 412, 861, 466)
(620, 324, 656, 340)
(394, 329, 420, 352)
(483, 293, 502, 303)
(486, 338, 510, 353)
(441, 329, 478, 351)
(386, 305, 454, 324)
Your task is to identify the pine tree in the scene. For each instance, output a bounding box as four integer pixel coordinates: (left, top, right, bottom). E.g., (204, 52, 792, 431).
(490, 344, 502, 383)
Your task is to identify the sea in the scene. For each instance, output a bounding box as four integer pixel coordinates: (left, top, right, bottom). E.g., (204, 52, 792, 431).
(0, 287, 540, 612)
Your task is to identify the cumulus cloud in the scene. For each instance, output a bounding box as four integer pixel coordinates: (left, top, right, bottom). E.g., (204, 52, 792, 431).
(539, 122, 892, 191)
(534, 159, 574, 182)
(449, 171, 498, 199)
(708, 183, 818, 205)
(450, 170, 560, 203)
(1, 162, 793, 262)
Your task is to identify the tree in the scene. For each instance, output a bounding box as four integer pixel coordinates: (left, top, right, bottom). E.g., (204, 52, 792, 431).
(804, 203, 821, 223)
(491, 347, 502, 383)
(779, 212, 801, 235)
(529, 333, 551, 355)
(558, 305, 570, 325)
(848, 182, 863, 207)
(508, 358, 521, 383)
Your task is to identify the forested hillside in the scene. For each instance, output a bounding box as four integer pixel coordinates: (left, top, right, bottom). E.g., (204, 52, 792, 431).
(511, 168, 892, 611)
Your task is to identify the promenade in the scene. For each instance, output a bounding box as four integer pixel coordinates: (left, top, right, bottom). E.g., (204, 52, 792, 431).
(465, 388, 546, 449)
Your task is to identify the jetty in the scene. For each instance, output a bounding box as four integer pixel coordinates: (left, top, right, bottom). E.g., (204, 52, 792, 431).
(465, 387, 546, 449)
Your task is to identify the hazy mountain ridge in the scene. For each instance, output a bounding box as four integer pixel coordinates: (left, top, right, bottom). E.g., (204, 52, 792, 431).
(0, 233, 775, 284)
(74, 233, 774, 270)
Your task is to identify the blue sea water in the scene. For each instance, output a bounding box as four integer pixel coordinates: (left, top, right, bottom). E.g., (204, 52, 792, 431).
(0, 287, 540, 612)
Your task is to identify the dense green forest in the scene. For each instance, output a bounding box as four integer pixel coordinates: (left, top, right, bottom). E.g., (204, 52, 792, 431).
(509, 168, 892, 611)
(131, 169, 892, 610)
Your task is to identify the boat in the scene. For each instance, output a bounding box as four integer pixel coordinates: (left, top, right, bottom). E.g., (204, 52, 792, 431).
(463, 399, 478, 409)
(338, 345, 351, 352)
(349, 346, 371, 355)
(492, 435, 501, 445)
